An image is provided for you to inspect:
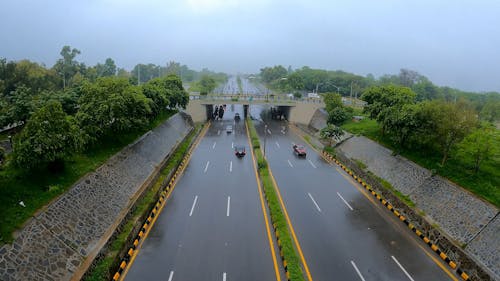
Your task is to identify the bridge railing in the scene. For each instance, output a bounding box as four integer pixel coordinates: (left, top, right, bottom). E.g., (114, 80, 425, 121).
(189, 93, 324, 104)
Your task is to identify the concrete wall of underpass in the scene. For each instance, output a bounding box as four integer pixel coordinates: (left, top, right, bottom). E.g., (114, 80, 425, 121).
(185, 99, 207, 123)
(0, 113, 194, 281)
(289, 102, 324, 125)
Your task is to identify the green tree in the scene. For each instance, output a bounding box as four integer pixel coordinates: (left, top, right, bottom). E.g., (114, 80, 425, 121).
(142, 78, 170, 115)
(456, 125, 499, 173)
(327, 107, 350, 126)
(53, 46, 81, 89)
(199, 75, 216, 95)
(259, 65, 288, 83)
(480, 100, 500, 123)
(419, 100, 478, 165)
(162, 74, 189, 108)
(382, 103, 420, 148)
(362, 85, 416, 134)
(320, 124, 344, 146)
(12, 101, 81, 170)
(76, 77, 152, 144)
(6, 85, 35, 125)
(323, 93, 343, 113)
(95, 58, 117, 77)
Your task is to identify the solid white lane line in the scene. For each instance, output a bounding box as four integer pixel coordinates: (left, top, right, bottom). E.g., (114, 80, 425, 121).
(287, 160, 293, 168)
(227, 196, 231, 217)
(308, 159, 317, 169)
(391, 256, 415, 281)
(275, 141, 280, 148)
(229, 161, 233, 172)
(189, 196, 198, 217)
(350, 261, 366, 281)
(212, 141, 217, 149)
(168, 271, 174, 281)
(337, 192, 354, 211)
(223, 272, 227, 281)
(308, 193, 321, 212)
(231, 142, 234, 148)
(204, 161, 210, 173)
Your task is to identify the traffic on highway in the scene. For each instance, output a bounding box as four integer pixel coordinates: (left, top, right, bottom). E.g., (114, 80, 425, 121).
(123, 80, 458, 281)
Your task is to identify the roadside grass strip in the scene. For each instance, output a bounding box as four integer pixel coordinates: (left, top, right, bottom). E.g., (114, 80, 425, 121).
(321, 150, 470, 281)
(247, 119, 305, 281)
(84, 123, 207, 281)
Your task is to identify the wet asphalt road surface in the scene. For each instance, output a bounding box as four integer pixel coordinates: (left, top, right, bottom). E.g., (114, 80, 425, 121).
(124, 105, 278, 281)
(254, 113, 455, 281)
(215, 76, 265, 95)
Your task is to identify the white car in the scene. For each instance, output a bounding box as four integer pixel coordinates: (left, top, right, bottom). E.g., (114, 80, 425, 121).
(226, 125, 233, 133)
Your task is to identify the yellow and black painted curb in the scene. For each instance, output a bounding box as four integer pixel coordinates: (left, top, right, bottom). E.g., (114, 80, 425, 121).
(112, 123, 210, 281)
(273, 222, 291, 281)
(321, 151, 470, 281)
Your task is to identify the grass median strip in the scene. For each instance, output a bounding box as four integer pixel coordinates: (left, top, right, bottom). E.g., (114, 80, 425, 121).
(247, 119, 305, 281)
(84, 124, 201, 281)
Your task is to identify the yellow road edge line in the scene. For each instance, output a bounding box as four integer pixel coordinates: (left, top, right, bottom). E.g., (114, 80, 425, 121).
(246, 122, 282, 281)
(267, 162, 314, 281)
(119, 122, 210, 281)
(290, 123, 458, 281)
(337, 168, 458, 281)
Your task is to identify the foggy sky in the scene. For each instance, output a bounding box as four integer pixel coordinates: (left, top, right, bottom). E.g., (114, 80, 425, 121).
(1, 0, 499, 92)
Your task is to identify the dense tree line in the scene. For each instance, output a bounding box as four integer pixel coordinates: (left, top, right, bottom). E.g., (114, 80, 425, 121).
(259, 66, 500, 124)
(361, 85, 499, 172)
(0, 46, 189, 171)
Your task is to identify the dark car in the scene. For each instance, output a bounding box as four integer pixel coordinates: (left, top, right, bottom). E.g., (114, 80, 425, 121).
(234, 145, 246, 157)
(293, 144, 306, 157)
(234, 113, 241, 121)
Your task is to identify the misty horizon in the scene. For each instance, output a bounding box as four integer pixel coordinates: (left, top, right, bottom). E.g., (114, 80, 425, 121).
(1, 0, 499, 92)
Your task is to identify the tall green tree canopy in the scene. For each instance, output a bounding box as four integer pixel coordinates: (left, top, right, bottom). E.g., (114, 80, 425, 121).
(418, 100, 478, 165)
(362, 85, 416, 125)
(260, 65, 288, 83)
(13, 101, 81, 170)
(199, 75, 216, 95)
(53, 46, 82, 89)
(76, 77, 152, 144)
(456, 124, 499, 173)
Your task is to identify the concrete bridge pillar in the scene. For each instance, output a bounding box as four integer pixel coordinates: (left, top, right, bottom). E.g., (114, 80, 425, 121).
(243, 104, 249, 119)
(206, 104, 214, 120)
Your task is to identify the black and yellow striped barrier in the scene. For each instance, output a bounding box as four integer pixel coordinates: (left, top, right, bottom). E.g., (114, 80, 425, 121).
(321, 151, 470, 281)
(112, 123, 209, 281)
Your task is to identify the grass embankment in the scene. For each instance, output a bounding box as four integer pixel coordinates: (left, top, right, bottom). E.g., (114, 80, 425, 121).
(341, 116, 500, 207)
(0, 110, 176, 245)
(84, 124, 200, 281)
(247, 119, 304, 281)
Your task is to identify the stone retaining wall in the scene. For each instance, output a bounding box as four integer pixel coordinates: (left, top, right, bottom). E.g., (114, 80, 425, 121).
(337, 136, 499, 280)
(0, 113, 193, 281)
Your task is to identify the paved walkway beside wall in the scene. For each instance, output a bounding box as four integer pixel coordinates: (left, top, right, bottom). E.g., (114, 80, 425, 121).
(0, 113, 193, 281)
(338, 136, 499, 279)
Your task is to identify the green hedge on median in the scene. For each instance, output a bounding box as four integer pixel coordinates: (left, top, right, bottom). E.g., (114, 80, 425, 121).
(247, 119, 304, 281)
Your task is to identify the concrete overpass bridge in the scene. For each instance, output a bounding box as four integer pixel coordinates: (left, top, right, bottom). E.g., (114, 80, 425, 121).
(185, 93, 325, 125)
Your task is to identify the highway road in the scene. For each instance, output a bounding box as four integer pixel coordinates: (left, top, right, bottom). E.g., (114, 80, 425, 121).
(253, 112, 456, 281)
(124, 105, 280, 281)
(215, 76, 266, 95)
